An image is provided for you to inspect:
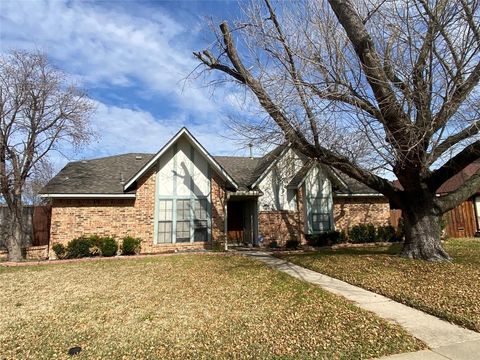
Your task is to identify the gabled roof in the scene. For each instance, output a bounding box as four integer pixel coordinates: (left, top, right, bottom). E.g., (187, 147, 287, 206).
(214, 156, 261, 191)
(123, 127, 238, 191)
(287, 161, 313, 189)
(287, 161, 351, 193)
(437, 160, 480, 194)
(331, 169, 383, 196)
(41, 128, 387, 198)
(41, 153, 153, 196)
(250, 144, 290, 188)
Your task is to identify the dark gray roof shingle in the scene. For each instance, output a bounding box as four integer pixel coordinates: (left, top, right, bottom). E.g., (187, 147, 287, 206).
(331, 169, 381, 195)
(41, 153, 153, 194)
(42, 144, 381, 196)
(213, 156, 261, 190)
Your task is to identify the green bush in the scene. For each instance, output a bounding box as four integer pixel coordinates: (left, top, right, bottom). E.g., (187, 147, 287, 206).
(306, 231, 342, 247)
(349, 224, 376, 243)
(121, 236, 142, 255)
(285, 239, 300, 249)
(376, 225, 396, 242)
(65, 235, 118, 258)
(52, 243, 66, 259)
(211, 240, 225, 252)
(66, 236, 93, 258)
(99, 237, 118, 257)
(268, 240, 279, 249)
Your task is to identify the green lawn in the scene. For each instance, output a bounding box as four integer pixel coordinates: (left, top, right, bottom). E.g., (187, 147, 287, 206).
(278, 238, 480, 332)
(0, 254, 423, 359)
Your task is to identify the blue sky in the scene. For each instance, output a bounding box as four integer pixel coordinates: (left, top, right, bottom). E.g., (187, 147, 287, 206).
(0, 0, 256, 169)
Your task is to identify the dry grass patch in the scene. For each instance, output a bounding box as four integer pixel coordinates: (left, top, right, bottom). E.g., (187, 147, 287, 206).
(278, 238, 480, 332)
(0, 254, 422, 359)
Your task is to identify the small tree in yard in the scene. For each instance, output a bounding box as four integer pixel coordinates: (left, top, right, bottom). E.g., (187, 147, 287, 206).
(194, 0, 480, 261)
(0, 51, 94, 261)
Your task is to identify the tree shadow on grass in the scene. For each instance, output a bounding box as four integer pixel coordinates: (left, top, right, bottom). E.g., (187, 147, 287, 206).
(299, 243, 402, 258)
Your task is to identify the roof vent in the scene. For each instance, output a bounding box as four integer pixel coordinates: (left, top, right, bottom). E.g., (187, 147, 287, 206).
(119, 172, 125, 185)
(135, 155, 142, 160)
(81, 160, 87, 164)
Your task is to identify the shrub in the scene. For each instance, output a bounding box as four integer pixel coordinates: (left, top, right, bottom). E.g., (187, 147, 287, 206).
(52, 243, 66, 259)
(349, 224, 376, 243)
(211, 240, 224, 252)
(285, 239, 300, 250)
(268, 240, 279, 249)
(99, 237, 118, 257)
(376, 225, 396, 242)
(87, 235, 103, 256)
(121, 236, 142, 255)
(66, 236, 93, 258)
(306, 231, 342, 247)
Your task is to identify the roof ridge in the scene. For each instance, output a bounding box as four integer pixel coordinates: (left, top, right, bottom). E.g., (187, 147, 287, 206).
(70, 152, 154, 163)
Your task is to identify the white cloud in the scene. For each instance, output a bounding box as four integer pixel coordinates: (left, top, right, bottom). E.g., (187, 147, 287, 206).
(53, 101, 243, 168)
(0, 0, 255, 169)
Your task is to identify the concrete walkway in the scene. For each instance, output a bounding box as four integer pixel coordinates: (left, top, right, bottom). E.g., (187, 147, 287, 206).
(246, 252, 480, 360)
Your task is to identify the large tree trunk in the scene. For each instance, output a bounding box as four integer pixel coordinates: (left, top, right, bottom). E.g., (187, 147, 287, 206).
(5, 205, 25, 262)
(400, 198, 451, 262)
(7, 216, 23, 261)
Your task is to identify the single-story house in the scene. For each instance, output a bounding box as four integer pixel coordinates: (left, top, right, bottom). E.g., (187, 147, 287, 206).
(41, 128, 390, 256)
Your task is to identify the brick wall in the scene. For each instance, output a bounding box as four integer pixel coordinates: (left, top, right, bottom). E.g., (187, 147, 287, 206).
(333, 196, 390, 230)
(211, 173, 226, 242)
(258, 211, 303, 245)
(49, 168, 217, 258)
(258, 188, 305, 246)
(25, 245, 48, 260)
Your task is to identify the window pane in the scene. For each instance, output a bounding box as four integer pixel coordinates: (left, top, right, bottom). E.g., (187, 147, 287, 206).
(177, 199, 190, 220)
(194, 199, 207, 220)
(176, 220, 190, 242)
(312, 212, 330, 232)
(158, 221, 172, 243)
(194, 228, 207, 242)
(159, 200, 172, 221)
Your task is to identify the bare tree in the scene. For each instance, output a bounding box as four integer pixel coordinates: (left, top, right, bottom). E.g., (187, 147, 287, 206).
(23, 160, 55, 206)
(194, 0, 480, 261)
(0, 51, 94, 261)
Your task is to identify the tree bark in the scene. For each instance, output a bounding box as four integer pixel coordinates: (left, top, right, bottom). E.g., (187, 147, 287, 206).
(400, 198, 451, 261)
(6, 212, 24, 262)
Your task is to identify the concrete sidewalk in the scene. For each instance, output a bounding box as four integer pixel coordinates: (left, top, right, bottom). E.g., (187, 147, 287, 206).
(246, 252, 480, 360)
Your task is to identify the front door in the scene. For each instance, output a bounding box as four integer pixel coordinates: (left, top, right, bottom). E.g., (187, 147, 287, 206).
(227, 201, 244, 245)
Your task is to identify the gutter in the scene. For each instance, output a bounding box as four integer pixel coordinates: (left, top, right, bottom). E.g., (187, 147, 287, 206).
(39, 193, 136, 199)
(333, 193, 385, 197)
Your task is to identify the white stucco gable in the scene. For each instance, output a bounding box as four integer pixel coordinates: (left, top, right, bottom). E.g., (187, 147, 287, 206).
(257, 147, 305, 211)
(256, 146, 334, 233)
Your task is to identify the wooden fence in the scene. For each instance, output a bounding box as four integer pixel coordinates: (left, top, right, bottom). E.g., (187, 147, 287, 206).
(0, 205, 51, 248)
(443, 199, 477, 238)
(389, 198, 478, 238)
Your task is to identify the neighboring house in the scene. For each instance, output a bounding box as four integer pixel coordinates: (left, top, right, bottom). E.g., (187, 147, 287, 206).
(389, 162, 480, 238)
(438, 160, 480, 237)
(41, 128, 390, 256)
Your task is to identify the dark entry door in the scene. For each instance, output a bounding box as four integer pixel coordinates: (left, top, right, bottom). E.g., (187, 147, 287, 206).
(227, 201, 244, 245)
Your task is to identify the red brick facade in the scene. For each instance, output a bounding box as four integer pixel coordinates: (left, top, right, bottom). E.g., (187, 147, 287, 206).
(49, 163, 390, 256)
(258, 210, 303, 245)
(257, 193, 390, 246)
(257, 188, 306, 246)
(333, 196, 390, 230)
(211, 174, 227, 243)
(49, 168, 228, 258)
